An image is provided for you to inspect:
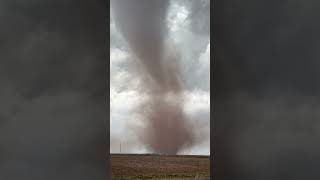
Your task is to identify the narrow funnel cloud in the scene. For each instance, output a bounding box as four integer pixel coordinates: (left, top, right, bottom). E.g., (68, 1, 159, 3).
(111, 0, 194, 154)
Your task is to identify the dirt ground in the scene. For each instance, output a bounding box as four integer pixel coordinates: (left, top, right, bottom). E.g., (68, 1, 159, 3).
(110, 154, 210, 180)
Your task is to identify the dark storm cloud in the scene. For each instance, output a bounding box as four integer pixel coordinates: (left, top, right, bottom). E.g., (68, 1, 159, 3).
(214, 0, 320, 179)
(174, 0, 210, 37)
(170, 0, 210, 92)
(186, 0, 210, 36)
(0, 1, 107, 179)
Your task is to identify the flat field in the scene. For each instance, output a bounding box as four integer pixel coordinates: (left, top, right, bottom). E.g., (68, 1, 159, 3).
(110, 154, 210, 180)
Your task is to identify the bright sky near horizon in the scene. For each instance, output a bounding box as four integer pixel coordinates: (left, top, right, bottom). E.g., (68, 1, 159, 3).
(110, 0, 210, 155)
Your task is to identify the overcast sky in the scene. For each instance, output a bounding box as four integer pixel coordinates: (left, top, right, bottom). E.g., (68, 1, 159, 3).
(110, 0, 210, 155)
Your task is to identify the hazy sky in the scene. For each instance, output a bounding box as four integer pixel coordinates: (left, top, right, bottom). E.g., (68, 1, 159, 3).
(110, 0, 210, 155)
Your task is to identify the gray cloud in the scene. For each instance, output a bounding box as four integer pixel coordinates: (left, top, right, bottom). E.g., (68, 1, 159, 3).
(0, 1, 107, 179)
(168, 0, 210, 92)
(214, 0, 320, 179)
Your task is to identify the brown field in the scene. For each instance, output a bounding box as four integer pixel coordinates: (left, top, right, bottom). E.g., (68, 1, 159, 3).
(110, 154, 210, 180)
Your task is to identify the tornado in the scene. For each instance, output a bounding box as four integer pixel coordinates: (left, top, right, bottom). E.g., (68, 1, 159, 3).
(111, 0, 194, 154)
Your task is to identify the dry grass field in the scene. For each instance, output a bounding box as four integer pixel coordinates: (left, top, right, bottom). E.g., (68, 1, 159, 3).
(110, 154, 210, 180)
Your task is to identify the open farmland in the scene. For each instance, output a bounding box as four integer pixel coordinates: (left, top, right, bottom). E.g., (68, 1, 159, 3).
(110, 154, 210, 180)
